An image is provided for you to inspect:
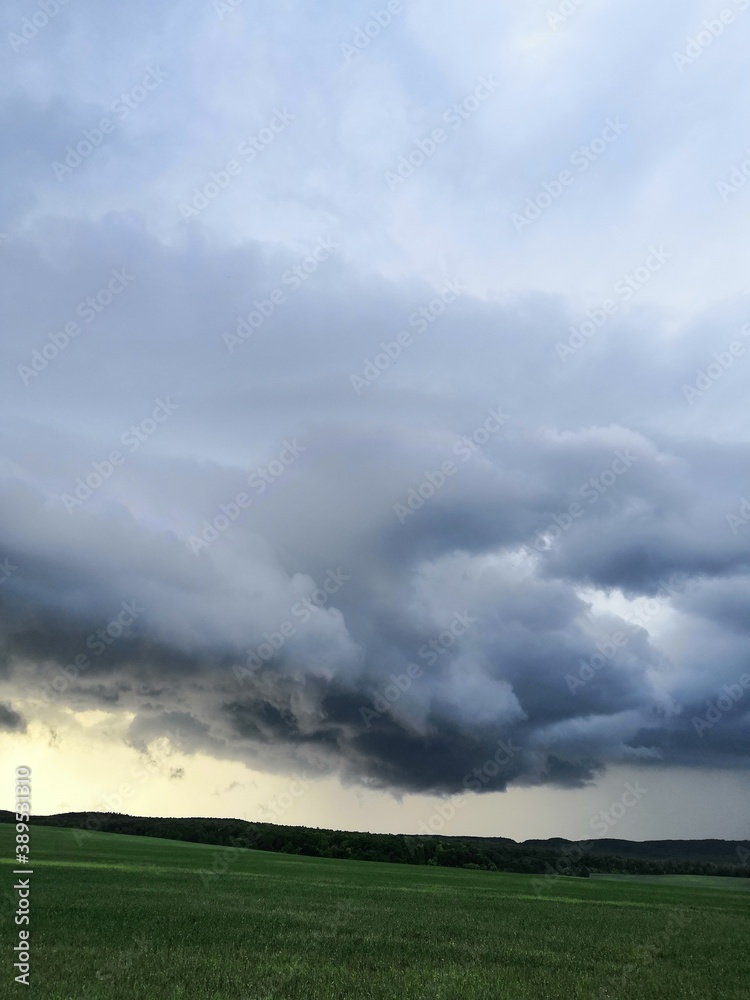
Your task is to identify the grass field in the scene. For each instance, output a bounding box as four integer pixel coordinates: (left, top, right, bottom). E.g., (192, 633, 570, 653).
(1, 824, 748, 999)
(590, 873, 750, 892)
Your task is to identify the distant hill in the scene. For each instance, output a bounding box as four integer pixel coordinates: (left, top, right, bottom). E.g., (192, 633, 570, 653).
(521, 837, 750, 866)
(2, 809, 748, 877)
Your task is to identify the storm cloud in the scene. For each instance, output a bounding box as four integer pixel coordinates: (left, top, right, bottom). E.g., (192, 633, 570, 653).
(2, 0, 750, 807)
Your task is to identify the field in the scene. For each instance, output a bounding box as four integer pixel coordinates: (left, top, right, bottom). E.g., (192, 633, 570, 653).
(591, 873, 750, 892)
(1, 824, 748, 1000)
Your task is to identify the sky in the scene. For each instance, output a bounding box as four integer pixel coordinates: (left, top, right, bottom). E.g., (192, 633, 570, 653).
(2, 0, 750, 843)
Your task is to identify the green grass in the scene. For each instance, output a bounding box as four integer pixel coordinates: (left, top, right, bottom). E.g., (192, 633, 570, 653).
(1, 824, 748, 999)
(590, 873, 750, 891)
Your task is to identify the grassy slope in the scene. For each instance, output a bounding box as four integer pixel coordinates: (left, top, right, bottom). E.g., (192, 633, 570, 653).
(590, 873, 750, 891)
(1, 824, 748, 1000)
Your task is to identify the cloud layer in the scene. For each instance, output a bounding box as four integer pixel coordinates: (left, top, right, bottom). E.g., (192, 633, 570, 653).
(2, 0, 750, 810)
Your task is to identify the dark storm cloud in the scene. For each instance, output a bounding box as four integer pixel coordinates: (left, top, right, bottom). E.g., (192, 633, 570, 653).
(3, 253, 750, 794)
(3, 0, 750, 801)
(0, 702, 26, 732)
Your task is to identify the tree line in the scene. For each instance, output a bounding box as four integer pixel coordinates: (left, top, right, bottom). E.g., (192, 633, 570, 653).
(9, 811, 748, 878)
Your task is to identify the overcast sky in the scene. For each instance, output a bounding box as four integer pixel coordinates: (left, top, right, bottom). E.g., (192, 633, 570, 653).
(2, 0, 750, 842)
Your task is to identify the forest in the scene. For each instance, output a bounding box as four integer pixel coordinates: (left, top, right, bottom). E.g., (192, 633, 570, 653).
(6, 810, 748, 879)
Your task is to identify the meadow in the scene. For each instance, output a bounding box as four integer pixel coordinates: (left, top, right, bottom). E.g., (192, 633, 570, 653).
(1, 823, 748, 999)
